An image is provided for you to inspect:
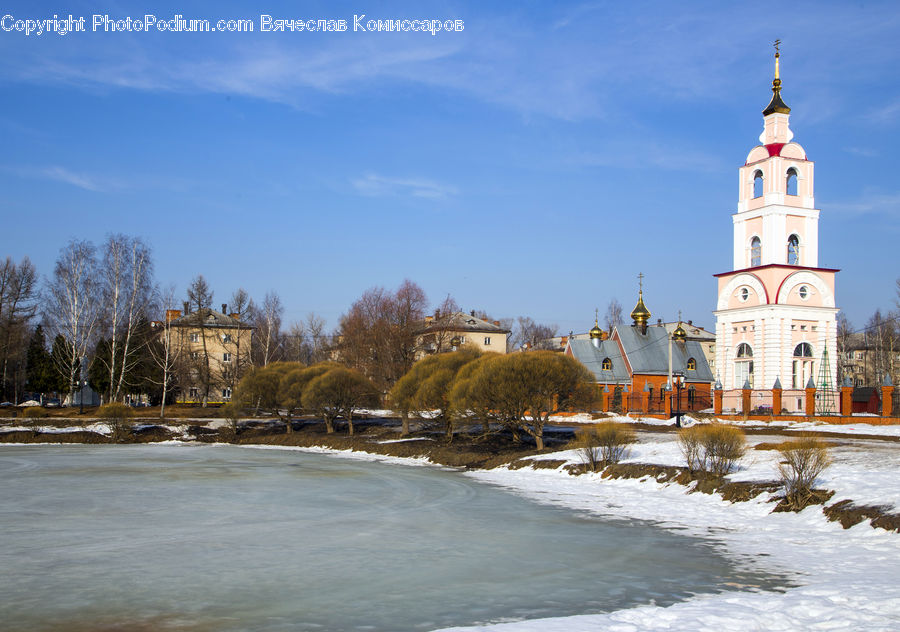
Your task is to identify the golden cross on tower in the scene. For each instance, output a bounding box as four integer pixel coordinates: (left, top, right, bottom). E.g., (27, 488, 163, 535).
(595, 307, 599, 324)
(774, 39, 781, 55)
(637, 272, 644, 293)
(678, 309, 682, 322)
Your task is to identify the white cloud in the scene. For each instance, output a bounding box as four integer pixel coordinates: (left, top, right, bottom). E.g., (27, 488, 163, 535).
(0, 164, 112, 192)
(828, 191, 900, 217)
(351, 173, 458, 199)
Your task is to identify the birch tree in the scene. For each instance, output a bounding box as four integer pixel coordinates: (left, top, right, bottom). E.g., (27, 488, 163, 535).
(252, 290, 284, 367)
(0, 256, 38, 401)
(44, 240, 100, 401)
(147, 286, 182, 418)
(96, 235, 154, 402)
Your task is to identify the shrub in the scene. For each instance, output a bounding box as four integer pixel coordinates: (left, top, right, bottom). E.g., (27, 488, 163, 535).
(22, 406, 49, 418)
(575, 422, 636, 471)
(219, 402, 243, 439)
(702, 424, 747, 476)
(677, 425, 704, 473)
(678, 423, 746, 476)
(777, 435, 832, 509)
(96, 402, 133, 442)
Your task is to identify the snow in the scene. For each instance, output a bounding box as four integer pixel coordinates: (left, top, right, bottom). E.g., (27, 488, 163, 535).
(430, 432, 900, 632)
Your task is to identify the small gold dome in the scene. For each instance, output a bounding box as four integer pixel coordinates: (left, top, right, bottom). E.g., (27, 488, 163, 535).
(672, 322, 687, 341)
(631, 290, 651, 326)
(589, 323, 603, 339)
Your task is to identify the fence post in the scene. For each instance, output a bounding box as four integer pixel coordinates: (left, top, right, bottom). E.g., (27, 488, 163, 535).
(664, 386, 672, 418)
(841, 378, 853, 416)
(621, 385, 629, 415)
(805, 376, 816, 417)
(741, 379, 751, 418)
(641, 384, 650, 414)
(772, 377, 782, 417)
(882, 376, 894, 418)
(600, 386, 610, 413)
(714, 383, 723, 416)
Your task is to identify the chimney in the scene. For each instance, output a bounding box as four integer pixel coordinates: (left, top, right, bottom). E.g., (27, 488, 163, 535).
(230, 313, 240, 320)
(493, 320, 500, 326)
(425, 315, 434, 324)
(222, 303, 227, 314)
(183, 301, 190, 315)
(470, 310, 475, 317)
(166, 309, 181, 322)
(688, 320, 693, 326)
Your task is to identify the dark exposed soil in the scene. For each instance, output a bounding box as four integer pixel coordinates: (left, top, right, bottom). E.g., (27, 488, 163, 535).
(3, 416, 899, 532)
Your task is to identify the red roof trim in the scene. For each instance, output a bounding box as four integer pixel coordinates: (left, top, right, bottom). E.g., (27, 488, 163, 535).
(714, 264, 840, 278)
(766, 142, 786, 157)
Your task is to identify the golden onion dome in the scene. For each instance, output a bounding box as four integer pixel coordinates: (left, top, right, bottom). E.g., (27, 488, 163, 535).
(763, 46, 791, 116)
(672, 321, 687, 341)
(589, 322, 603, 340)
(630, 290, 651, 326)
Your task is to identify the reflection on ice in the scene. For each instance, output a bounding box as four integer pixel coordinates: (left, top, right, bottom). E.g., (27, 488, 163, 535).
(0, 444, 785, 631)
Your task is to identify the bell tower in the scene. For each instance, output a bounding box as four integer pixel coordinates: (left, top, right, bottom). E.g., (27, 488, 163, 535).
(714, 44, 838, 409)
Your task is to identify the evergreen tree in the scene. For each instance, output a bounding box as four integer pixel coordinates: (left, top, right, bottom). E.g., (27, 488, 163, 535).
(24, 325, 55, 396)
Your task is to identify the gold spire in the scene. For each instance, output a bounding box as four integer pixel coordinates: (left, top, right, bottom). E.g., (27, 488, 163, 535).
(630, 274, 651, 329)
(763, 39, 791, 116)
(589, 308, 603, 339)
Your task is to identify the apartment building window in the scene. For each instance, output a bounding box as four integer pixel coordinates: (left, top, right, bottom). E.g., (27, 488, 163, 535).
(190, 351, 200, 360)
(223, 352, 232, 363)
(223, 334, 232, 343)
(222, 388, 232, 400)
(189, 387, 199, 399)
(190, 333, 200, 343)
(483, 337, 491, 346)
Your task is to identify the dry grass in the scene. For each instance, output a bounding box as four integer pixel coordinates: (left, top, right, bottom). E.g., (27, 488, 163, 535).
(96, 403, 133, 442)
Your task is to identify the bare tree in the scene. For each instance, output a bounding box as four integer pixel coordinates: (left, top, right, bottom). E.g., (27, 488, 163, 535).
(604, 299, 624, 334)
(44, 240, 100, 401)
(336, 280, 427, 392)
(305, 312, 329, 364)
(147, 286, 182, 418)
(253, 290, 284, 367)
(185, 274, 214, 405)
(512, 316, 558, 351)
(227, 287, 254, 392)
(0, 256, 38, 401)
(96, 235, 154, 402)
(421, 294, 461, 354)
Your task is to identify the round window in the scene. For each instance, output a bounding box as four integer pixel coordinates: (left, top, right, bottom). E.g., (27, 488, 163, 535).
(740, 287, 750, 301)
(799, 285, 808, 300)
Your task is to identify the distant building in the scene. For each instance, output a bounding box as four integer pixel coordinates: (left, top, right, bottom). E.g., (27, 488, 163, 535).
(566, 289, 714, 411)
(164, 303, 254, 405)
(417, 311, 510, 358)
(838, 332, 900, 387)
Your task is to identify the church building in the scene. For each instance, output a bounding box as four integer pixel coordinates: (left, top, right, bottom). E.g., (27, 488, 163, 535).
(713, 48, 839, 412)
(566, 285, 714, 411)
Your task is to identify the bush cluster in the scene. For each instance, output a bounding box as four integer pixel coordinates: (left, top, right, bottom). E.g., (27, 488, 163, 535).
(573, 421, 636, 471)
(677, 423, 746, 476)
(776, 435, 832, 509)
(96, 402, 133, 442)
(22, 406, 49, 419)
(233, 361, 379, 435)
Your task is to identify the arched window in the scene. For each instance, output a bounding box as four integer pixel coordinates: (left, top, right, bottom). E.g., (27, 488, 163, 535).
(786, 167, 798, 196)
(735, 343, 754, 388)
(753, 170, 764, 198)
(687, 385, 696, 407)
(792, 342, 815, 388)
(687, 357, 697, 371)
(602, 357, 612, 371)
(787, 234, 800, 265)
(750, 237, 762, 267)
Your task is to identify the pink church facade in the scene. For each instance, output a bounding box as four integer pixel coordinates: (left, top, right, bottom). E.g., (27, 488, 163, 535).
(714, 51, 839, 413)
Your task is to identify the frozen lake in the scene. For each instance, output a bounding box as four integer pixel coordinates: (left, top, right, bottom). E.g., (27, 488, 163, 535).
(0, 444, 785, 631)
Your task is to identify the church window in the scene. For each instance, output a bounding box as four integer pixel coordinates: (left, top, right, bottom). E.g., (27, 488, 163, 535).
(750, 237, 761, 267)
(687, 357, 697, 370)
(735, 343, 754, 388)
(792, 343, 815, 388)
(740, 287, 750, 302)
(687, 386, 696, 407)
(798, 285, 809, 300)
(602, 357, 612, 371)
(786, 167, 798, 196)
(753, 170, 764, 198)
(787, 234, 800, 265)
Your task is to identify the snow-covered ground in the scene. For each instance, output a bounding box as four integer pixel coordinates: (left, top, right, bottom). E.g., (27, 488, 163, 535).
(432, 427, 900, 631)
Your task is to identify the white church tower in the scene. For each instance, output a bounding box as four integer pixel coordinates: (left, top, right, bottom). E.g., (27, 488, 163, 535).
(714, 45, 838, 411)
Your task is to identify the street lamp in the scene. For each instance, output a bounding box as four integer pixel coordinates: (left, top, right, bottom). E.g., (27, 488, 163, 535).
(673, 370, 685, 427)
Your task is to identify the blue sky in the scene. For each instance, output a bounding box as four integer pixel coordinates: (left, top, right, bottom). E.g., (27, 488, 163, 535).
(2, 1, 899, 335)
